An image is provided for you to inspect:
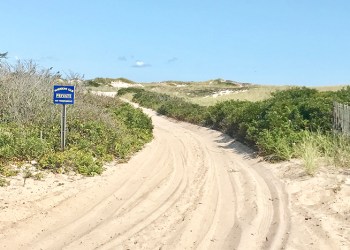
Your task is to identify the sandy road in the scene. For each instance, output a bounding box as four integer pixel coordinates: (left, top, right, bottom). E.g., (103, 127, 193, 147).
(0, 107, 295, 249)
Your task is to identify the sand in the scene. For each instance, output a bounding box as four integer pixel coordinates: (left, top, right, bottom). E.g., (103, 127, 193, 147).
(0, 107, 349, 249)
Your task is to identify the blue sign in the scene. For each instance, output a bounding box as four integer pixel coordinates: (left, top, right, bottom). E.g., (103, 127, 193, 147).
(53, 85, 75, 104)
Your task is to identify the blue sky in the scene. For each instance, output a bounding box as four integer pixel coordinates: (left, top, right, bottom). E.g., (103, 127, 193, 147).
(1, 0, 350, 85)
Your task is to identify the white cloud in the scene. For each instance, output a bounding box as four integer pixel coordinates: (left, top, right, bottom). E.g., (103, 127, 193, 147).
(132, 60, 151, 68)
(136, 60, 145, 66)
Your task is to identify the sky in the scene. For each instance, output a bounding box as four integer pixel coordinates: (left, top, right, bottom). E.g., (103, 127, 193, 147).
(1, 0, 350, 86)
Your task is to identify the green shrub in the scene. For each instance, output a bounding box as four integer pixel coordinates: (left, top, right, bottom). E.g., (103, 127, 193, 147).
(0, 128, 16, 159)
(38, 151, 65, 172)
(113, 103, 153, 130)
(0, 164, 19, 177)
(0, 177, 9, 187)
(84, 79, 101, 87)
(122, 86, 344, 162)
(204, 87, 337, 160)
(39, 148, 103, 176)
(0, 145, 16, 159)
(118, 88, 206, 125)
(33, 172, 45, 180)
(0, 126, 51, 160)
(73, 150, 103, 176)
(0, 61, 154, 179)
(257, 129, 299, 161)
(17, 135, 50, 160)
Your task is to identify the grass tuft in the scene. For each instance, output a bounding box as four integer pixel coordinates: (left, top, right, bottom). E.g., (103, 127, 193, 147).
(295, 132, 320, 175)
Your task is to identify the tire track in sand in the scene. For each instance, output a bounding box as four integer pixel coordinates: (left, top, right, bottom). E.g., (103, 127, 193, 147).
(1, 106, 291, 250)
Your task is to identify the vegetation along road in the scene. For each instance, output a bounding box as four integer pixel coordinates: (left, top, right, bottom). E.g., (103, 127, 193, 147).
(0, 104, 348, 249)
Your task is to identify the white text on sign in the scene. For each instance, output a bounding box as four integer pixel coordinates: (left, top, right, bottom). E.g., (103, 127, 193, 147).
(56, 94, 72, 98)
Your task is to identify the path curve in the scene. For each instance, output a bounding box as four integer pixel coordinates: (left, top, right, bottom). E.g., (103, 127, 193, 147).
(0, 107, 291, 250)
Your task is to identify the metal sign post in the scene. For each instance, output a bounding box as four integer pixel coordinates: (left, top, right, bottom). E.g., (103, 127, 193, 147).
(61, 104, 67, 151)
(53, 85, 75, 151)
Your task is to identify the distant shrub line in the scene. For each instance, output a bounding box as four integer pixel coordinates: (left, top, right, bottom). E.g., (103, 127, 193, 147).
(118, 86, 350, 163)
(118, 88, 207, 124)
(84, 77, 135, 87)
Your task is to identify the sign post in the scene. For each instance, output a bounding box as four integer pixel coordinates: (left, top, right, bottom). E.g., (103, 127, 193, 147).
(61, 104, 67, 151)
(53, 85, 75, 151)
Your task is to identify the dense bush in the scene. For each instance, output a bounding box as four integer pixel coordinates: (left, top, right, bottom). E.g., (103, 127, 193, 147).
(120, 86, 349, 162)
(205, 87, 336, 160)
(0, 61, 153, 177)
(118, 88, 206, 124)
(113, 103, 153, 159)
